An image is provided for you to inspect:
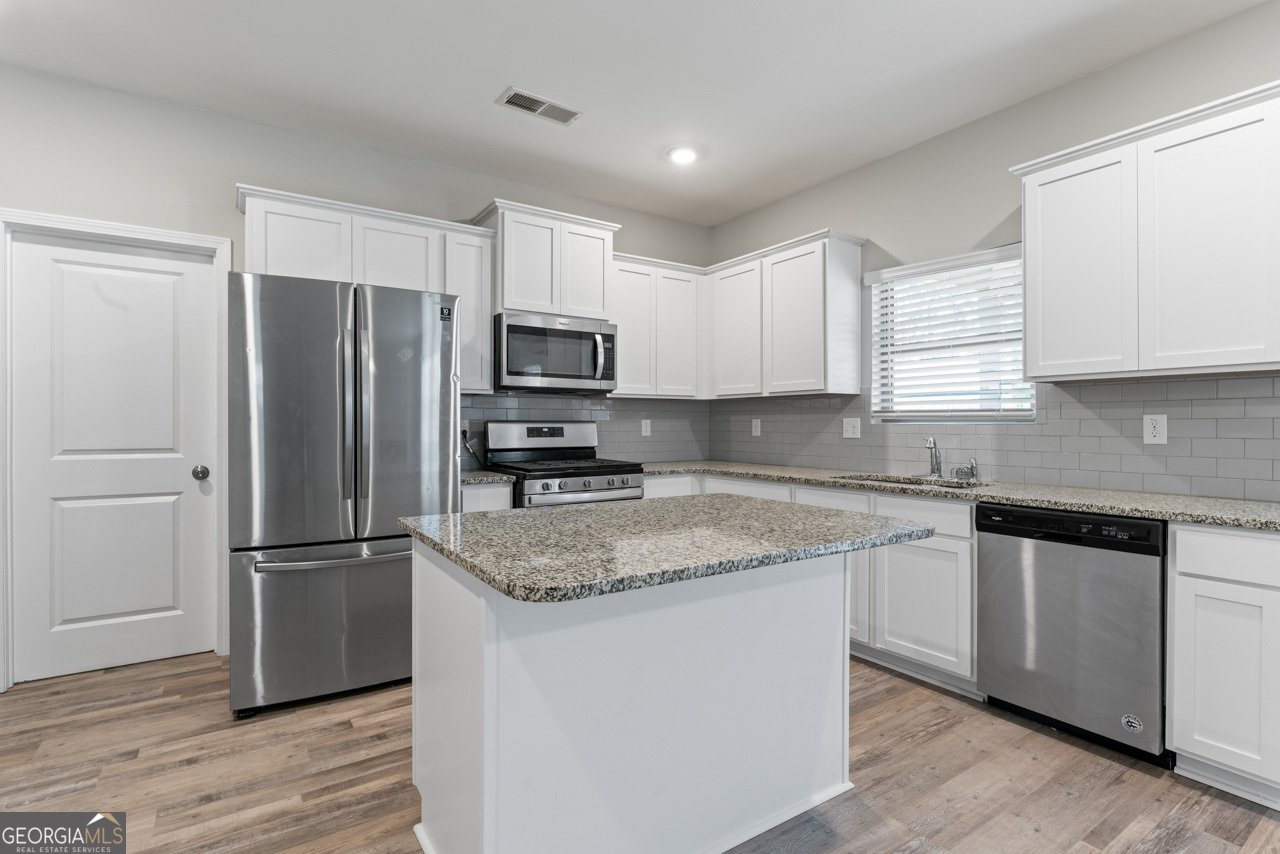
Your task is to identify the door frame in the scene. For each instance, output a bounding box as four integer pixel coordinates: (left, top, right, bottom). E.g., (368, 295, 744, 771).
(0, 208, 231, 692)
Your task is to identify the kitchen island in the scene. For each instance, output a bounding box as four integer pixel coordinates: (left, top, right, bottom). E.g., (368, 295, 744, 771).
(398, 493, 933, 854)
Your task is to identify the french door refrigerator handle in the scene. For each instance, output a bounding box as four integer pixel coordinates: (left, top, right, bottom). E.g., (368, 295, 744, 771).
(341, 327, 355, 499)
(360, 326, 373, 501)
(254, 551, 411, 573)
(594, 333, 605, 379)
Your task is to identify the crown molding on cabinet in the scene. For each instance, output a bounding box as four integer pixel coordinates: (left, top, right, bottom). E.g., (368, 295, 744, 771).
(470, 199, 621, 232)
(703, 229, 867, 275)
(862, 242, 1022, 287)
(235, 184, 496, 238)
(611, 252, 705, 275)
(1010, 77, 1280, 177)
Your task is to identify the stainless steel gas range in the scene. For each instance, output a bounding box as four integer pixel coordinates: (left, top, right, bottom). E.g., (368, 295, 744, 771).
(483, 421, 643, 507)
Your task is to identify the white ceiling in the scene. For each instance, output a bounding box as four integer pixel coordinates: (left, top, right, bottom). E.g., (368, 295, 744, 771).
(0, 0, 1265, 226)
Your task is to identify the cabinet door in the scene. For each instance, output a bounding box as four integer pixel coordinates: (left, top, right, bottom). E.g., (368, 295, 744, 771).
(1171, 575, 1280, 779)
(873, 537, 972, 677)
(501, 211, 559, 314)
(655, 270, 699, 397)
(609, 262, 656, 395)
(712, 262, 763, 396)
(1138, 101, 1280, 370)
(763, 242, 826, 393)
(245, 198, 352, 281)
(352, 215, 442, 292)
(561, 223, 611, 319)
(794, 487, 872, 644)
(446, 233, 493, 394)
(1024, 146, 1138, 378)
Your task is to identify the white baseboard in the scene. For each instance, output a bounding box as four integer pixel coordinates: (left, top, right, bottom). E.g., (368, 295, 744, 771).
(413, 823, 436, 854)
(696, 781, 854, 854)
(1175, 754, 1280, 811)
(850, 643, 984, 702)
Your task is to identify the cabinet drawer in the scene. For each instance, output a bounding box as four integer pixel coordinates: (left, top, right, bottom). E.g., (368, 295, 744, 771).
(461, 483, 513, 513)
(794, 486, 870, 513)
(702, 476, 791, 501)
(874, 495, 972, 539)
(1173, 524, 1280, 588)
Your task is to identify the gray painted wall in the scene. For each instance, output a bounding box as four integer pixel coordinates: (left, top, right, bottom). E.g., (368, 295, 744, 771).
(706, 0, 1280, 273)
(0, 63, 712, 268)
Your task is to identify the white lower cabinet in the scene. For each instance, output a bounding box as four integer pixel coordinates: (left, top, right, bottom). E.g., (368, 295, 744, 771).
(702, 475, 792, 501)
(794, 487, 872, 644)
(873, 537, 972, 678)
(1169, 524, 1280, 799)
(461, 482, 513, 513)
(642, 475, 699, 499)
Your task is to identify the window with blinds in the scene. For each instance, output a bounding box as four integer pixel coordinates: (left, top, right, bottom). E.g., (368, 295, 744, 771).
(865, 244, 1033, 423)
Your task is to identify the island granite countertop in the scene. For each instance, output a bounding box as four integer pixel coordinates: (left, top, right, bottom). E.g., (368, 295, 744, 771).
(398, 492, 934, 603)
(643, 460, 1280, 531)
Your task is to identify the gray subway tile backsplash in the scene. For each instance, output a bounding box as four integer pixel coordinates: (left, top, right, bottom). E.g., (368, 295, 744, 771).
(466, 375, 1280, 500)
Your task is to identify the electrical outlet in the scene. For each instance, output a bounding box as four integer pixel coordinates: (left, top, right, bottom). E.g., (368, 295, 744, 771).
(461, 419, 469, 435)
(842, 417, 861, 439)
(751, 418, 761, 437)
(1144, 414, 1168, 445)
(641, 419, 651, 437)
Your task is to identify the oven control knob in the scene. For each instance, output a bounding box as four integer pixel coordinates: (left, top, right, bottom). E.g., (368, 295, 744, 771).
(558, 480, 568, 490)
(607, 477, 617, 487)
(582, 479, 593, 489)
(621, 476, 632, 486)
(540, 482, 553, 492)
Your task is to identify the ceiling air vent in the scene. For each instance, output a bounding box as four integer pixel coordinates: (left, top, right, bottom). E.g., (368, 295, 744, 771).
(497, 87, 582, 126)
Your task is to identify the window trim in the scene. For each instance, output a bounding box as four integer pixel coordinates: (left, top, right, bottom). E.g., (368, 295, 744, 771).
(863, 243, 1034, 425)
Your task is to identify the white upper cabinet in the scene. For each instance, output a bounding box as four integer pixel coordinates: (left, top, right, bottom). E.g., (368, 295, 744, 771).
(608, 260, 701, 398)
(609, 262, 657, 395)
(352, 215, 443, 292)
(244, 196, 352, 281)
(1023, 146, 1138, 379)
(1137, 101, 1280, 371)
(1015, 88, 1280, 381)
(763, 242, 827, 394)
(475, 200, 618, 320)
(561, 222, 611, 319)
(712, 261, 764, 396)
(710, 233, 861, 398)
(239, 186, 495, 393)
(446, 232, 494, 393)
(654, 269, 699, 397)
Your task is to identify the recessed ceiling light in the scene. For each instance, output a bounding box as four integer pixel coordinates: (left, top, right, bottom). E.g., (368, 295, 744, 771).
(666, 145, 701, 165)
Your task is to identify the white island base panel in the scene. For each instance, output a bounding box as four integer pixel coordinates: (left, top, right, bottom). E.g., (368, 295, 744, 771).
(411, 546, 853, 854)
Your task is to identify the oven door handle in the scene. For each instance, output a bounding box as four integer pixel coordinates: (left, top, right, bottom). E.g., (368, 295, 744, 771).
(524, 487, 643, 507)
(594, 333, 605, 380)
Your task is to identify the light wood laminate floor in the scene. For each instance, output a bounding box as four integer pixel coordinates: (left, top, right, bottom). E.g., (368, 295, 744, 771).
(1, 653, 1276, 853)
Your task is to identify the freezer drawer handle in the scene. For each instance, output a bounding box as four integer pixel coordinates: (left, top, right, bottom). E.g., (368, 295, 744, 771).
(254, 551, 411, 573)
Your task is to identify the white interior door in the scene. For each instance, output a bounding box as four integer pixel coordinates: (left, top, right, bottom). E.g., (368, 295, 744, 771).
(10, 231, 217, 681)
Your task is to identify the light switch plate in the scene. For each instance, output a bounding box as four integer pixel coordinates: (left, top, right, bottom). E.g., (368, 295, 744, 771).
(1144, 414, 1168, 445)
(751, 418, 761, 437)
(641, 419, 651, 437)
(843, 418, 861, 439)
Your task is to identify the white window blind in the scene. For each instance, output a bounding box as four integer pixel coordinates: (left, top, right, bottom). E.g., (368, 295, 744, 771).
(866, 245, 1033, 423)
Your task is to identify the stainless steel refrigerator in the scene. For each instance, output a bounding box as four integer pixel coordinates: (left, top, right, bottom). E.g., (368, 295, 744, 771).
(227, 272, 460, 714)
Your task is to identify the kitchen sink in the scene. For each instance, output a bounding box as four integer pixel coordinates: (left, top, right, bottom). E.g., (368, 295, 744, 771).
(830, 474, 987, 489)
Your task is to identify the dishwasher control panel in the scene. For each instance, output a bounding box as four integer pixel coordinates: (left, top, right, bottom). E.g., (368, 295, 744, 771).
(977, 504, 1165, 556)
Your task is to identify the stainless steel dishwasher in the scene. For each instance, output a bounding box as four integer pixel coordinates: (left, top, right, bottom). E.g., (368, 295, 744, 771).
(976, 503, 1173, 767)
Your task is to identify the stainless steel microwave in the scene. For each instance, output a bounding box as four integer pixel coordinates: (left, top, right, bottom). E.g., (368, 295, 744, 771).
(494, 313, 617, 394)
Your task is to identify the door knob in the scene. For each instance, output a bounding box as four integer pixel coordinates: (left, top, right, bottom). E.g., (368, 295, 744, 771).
(192, 465, 210, 481)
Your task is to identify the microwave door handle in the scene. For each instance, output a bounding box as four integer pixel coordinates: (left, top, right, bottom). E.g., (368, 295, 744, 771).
(594, 333, 605, 380)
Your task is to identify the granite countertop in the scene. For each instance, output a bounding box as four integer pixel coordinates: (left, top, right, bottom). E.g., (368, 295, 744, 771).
(460, 470, 515, 485)
(644, 461, 1280, 532)
(399, 493, 934, 603)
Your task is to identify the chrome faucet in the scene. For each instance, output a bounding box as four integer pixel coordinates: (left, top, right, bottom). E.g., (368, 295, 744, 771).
(925, 437, 942, 478)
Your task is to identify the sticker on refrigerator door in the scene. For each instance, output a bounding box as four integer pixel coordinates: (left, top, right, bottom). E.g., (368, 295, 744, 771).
(440, 306, 453, 322)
